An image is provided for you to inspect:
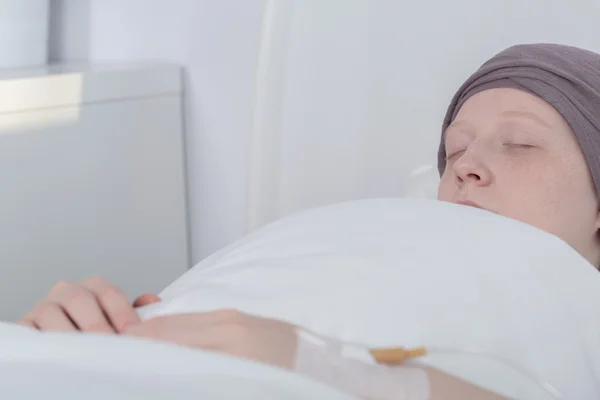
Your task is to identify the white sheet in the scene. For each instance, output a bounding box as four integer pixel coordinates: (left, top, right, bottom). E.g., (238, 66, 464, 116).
(139, 198, 600, 399)
(0, 321, 355, 399)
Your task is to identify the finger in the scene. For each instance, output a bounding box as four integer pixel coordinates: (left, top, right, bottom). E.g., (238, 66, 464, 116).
(16, 319, 38, 330)
(132, 293, 161, 308)
(23, 303, 78, 332)
(45, 280, 77, 302)
(18, 297, 71, 332)
(56, 285, 116, 333)
(22, 280, 113, 333)
(80, 276, 140, 332)
(17, 303, 43, 329)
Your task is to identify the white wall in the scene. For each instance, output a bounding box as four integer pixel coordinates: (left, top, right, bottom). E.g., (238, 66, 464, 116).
(51, 0, 266, 263)
(0, 1, 49, 67)
(50, 0, 600, 261)
(48, 0, 89, 62)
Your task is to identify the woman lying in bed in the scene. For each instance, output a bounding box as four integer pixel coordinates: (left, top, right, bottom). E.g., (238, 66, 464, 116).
(17, 43, 600, 400)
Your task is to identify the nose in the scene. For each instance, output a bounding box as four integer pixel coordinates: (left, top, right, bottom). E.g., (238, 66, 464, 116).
(452, 149, 493, 187)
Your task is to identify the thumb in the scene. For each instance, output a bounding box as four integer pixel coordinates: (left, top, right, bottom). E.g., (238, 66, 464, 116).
(132, 293, 161, 308)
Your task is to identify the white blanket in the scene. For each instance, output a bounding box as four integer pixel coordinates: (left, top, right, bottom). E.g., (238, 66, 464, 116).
(141, 198, 600, 399)
(0, 321, 354, 399)
(1, 198, 599, 399)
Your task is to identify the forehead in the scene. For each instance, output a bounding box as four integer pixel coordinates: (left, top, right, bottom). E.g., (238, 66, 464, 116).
(456, 88, 558, 119)
(449, 88, 574, 139)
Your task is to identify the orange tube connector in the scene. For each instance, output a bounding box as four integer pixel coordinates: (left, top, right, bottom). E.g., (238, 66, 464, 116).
(369, 346, 427, 365)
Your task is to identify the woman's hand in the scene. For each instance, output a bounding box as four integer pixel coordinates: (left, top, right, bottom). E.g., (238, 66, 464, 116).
(18, 276, 160, 333)
(123, 309, 298, 369)
(125, 310, 508, 399)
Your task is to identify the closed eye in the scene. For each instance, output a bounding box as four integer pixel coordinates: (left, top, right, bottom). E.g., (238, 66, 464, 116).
(504, 143, 535, 149)
(445, 149, 466, 161)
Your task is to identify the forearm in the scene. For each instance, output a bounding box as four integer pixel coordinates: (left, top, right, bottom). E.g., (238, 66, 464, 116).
(426, 367, 508, 400)
(293, 330, 508, 400)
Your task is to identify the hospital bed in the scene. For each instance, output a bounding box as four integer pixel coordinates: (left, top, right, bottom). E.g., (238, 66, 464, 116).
(2, 2, 600, 398)
(1, 197, 598, 399)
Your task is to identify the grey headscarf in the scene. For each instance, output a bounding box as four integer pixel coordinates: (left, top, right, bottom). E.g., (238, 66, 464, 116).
(437, 43, 600, 196)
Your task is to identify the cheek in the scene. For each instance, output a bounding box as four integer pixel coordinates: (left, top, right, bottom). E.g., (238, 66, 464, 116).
(505, 161, 564, 205)
(505, 159, 595, 231)
(502, 152, 561, 187)
(493, 157, 560, 214)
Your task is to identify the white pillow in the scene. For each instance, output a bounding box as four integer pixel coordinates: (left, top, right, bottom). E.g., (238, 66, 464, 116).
(139, 198, 600, 399)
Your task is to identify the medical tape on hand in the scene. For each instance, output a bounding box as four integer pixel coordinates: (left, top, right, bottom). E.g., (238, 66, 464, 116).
(293, 328, 431, 400)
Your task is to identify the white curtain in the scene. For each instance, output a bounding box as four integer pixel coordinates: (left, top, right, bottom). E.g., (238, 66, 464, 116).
(246, 0, 600, 231)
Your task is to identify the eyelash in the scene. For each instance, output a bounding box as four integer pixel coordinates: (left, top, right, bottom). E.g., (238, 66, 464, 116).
(445, 144, 535, 161)
(504, 143, 535, 149)
(444, 150, 465, 161)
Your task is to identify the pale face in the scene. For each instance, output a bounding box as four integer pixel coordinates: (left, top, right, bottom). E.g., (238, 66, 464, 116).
(437, 88, 600, 266)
